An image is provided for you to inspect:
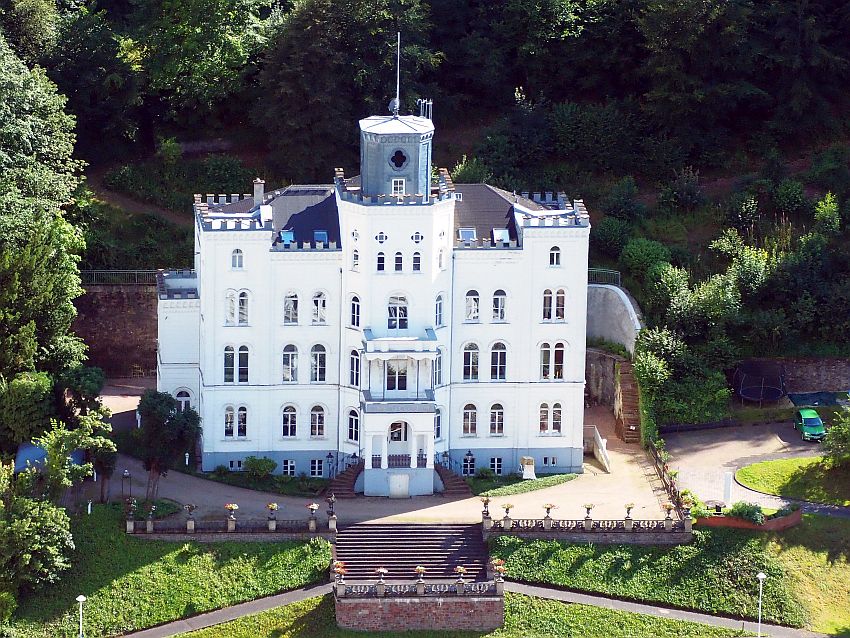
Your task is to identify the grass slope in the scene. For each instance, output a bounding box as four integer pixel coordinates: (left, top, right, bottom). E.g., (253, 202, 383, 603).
(736, 457, 850, 507)
(10, 505, 331, 638)
(179, 594, 746, 638)
(490, 528, 807, 627)
(468, 474, 577, 497)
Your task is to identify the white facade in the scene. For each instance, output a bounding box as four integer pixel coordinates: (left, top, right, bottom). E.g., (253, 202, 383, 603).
(158, 109, 591, 496)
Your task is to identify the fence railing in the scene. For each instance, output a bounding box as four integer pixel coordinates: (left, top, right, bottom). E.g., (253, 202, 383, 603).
(588, 268, 622, 287)
(648, 444, 686, 517)
(80, 270, 158, 285)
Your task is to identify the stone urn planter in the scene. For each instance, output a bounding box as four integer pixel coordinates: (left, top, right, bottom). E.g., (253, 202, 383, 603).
(543, 504, 556, 530)
(146, 504, 156, 533)
(501, 504, 514, 530)
(415, 565, 427, 595)
(663, 502, 675, 531)
(225, 503, 239, 531)
(583, 504, 594, 531)
(454, 566, 467, 594)
(375, 567, 388, 596)
(267, 502, 279, 531)
(307, 502, 319, 531)
(624, 503, 634, 531)
(185, 504, 197, 533)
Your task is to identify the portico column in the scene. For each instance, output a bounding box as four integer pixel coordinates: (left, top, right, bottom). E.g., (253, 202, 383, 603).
(364, 434, 373, 469)
(381, 435, 388, 469)
(426, 434, 434, 468)
(409, 430, 417, 468)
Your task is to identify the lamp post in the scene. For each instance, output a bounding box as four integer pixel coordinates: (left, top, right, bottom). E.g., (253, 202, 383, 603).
(441, 450, 449, 467)
(756, 572, 766, 637)
(326, 452, 335, 479)
(121, 469, 131, 500)
(76, 594, 86, 638)
(464, 450, 474, 475)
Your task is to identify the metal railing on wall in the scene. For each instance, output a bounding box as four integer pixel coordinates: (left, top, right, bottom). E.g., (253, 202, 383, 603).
(588, 268, 622, 287)
(80, 270, 158, 285)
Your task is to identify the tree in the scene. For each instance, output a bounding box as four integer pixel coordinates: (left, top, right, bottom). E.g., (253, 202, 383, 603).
(60, 365, 105, 417)
(823, 408, 850, 468)
(0, 372, 55, 453)
(137, 390, 200, 500)
(255, 0, 440, 181)
(814, 192, 841, 235)
(0, 0, 58, 65)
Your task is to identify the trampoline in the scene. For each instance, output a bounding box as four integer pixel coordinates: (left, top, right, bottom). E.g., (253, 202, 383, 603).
(733, 360, 786, 404)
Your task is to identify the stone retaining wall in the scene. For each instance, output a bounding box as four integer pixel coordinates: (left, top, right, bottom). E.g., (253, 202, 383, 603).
(780, 358, 850, 392)
(130, 531, 334, 543)
(335, 596, 504, 632)
(586, 284, 643, 354)
(586, 348, 625, 407)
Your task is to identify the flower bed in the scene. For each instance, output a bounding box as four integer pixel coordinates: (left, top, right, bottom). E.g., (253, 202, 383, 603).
(696, 507, 802, 531)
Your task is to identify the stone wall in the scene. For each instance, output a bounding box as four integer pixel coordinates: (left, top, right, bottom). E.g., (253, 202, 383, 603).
(586, 348, 626, 407)
(335, 596, 504, 632)
(586, 284, 643, 354)
(72, 285, 158, 376)
(778, 358, 850, 392)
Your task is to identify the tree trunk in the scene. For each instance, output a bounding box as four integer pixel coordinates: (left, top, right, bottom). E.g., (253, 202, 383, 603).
(100, 475, 107, 503)
(146, 463, 159, 502)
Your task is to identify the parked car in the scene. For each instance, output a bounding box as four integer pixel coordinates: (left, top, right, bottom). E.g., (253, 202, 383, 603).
(793, 408, 826, 441)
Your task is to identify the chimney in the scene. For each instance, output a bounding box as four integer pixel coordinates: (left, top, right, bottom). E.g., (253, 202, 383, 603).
(253, 178, 265, 204)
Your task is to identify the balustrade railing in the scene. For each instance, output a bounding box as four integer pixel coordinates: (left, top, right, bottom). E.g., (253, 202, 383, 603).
(387, 454, 410, 468)
(339, 580, 499, 598)
(488, 517, 687, 533)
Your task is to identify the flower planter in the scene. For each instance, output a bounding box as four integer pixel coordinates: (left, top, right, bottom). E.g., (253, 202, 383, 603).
(696, 508, 802, 531)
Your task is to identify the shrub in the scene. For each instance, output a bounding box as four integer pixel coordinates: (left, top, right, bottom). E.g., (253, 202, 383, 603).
(823, 407, 850, 467)
(773, 179, 808, 217)
(632, 350, 670, 395)
(213, 464, 230, 477)
(726, 502, 765, 525)
(619, 238, 671, 279)
(636, 327, 687, 374)
(814, 192, 841, 235)
(654, 371, 731, 425)
(659, 166, 704, 212)
(475, 467, 495, 480)
(808, 143, 850, 196)
(242, 456, 277, 480)
(592, 217, 632, 258)
(451, 155, 492, 184)
(602, 176, 645, 222)
(0, 591, 16, 623)
(724, 193, 760, 236)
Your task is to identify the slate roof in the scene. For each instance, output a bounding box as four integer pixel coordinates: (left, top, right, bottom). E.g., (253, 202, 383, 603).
(453, 184, 546, 242)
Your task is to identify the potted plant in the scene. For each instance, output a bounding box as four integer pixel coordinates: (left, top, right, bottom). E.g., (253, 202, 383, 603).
(374, 567, 388, 595)
(583, 503, 594, 531)
(267, 502, 279, 531)
(663, 502, 675, 530)
(146, 503, 157, 533)
(414, 565, 427, 594)
(307, 502, 319, 531)
(488, 558, 505, 579)
(225, 503, 238, 531)
(184, 503, 197, 533)
(480, 496, 491, 517)
(125, 498, 137, 534)
(502, 503, 514, 529)
(543, 503, 557, 530)
(333, 562, 347, 585)
(454, 565, 468, 590)
(624, 503, 635, 530)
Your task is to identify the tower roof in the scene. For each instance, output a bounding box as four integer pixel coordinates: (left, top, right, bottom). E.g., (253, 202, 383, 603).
(359, 114, 434, 135)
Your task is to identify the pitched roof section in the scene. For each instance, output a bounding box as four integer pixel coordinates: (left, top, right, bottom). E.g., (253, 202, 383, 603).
(359, 115, 434, 136)
(453, 184, 545, 242)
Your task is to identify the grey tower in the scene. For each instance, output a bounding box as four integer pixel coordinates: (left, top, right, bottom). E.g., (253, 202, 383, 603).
(358, 114, 434, 198)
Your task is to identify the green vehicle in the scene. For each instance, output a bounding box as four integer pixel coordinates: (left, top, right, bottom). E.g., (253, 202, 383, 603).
(793, 408, 826, 441)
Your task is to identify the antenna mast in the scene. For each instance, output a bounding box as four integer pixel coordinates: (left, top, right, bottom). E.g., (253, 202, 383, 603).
(394, 32, 401, 117)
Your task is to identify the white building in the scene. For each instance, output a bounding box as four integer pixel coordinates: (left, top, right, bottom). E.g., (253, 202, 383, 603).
(157, 102, 591, 497)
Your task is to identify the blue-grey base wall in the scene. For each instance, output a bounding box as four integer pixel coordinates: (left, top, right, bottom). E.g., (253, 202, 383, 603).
(202, 450, 337, 478)
(364, 468, 435, 497)
(446, 447, 583, 475)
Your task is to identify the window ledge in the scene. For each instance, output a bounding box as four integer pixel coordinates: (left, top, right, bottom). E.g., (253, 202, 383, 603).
(463, 320, 480, 324)
(538, 432, 562, 437)
(491, 319, 508, 324)
(310, 436, 327, 440)
(221, 438, 251, 442)
(489, 434, 506, 438)
(460, 434, 478, 438)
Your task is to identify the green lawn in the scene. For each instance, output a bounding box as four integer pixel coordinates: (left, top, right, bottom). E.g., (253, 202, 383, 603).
(179, 594, 747, 638)
(9, 505, 331, 637)
(467, 473, 577, 497)
(736, 456, 850, 507)
(490, 528, 807, 627)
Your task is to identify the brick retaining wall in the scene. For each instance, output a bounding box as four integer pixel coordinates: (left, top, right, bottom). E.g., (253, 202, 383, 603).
(335, 596, 504, 632)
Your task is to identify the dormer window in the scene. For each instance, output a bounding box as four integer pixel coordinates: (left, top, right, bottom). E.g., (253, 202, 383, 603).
(492, 228, 510, 244)
(458, 228, 477, 243)
(314, 230, 328, 245)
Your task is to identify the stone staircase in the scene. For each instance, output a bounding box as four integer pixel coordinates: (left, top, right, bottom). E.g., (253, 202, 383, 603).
(335, 523, 488, 581)
(616, 361, 641, 443)
(325, 460, 364, 499)
(435, 464, 473, 497)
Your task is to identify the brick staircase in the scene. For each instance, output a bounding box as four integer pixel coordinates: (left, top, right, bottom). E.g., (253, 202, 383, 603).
(435, 464, 473, 497)
(616, 361, 641, 443)
(335, 523, 488, 581)
(325, 460, 364, 499)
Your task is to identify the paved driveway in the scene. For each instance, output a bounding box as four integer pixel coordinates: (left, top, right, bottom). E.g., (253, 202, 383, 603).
(665, 422, 822, 505)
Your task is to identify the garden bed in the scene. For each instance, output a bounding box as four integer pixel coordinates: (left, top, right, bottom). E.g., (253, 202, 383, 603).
(696, 508, 802, 531)
(467, 473, 577, 497)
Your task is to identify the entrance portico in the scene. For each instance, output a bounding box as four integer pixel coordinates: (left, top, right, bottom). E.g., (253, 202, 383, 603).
(362, 415, 435, 497)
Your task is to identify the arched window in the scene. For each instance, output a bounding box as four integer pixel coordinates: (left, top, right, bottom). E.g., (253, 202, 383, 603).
(433, 348, 443, 387)
(310, 405, 325, 437)
(388, 296, 408, 330)
(347, 409, 359, 442)
(492, 289, 506, 321)
(549, 246, 561, 266)
(238, 291, 249, 325)
(282, 345, 298, 382)
(463, 404, 477, 436)
(555, 289, 566, 321)
(490, 403, 504, 435)
(539, 403, 549, 432)
(554, 342, 565, 379)
(412, 252, 421, 272)
(434, 409, 442, 439)
(282, 406, 296, 437)
(465, 290, 479, 321)
(350, 296, 361, 327)
(231, 248, 244, 269)
(377, 252, 385, 272)
(238, 346, 249, 383)
(237, 406, 247, 437)
(490, 342, 507, 380)
(542, 289, 553, 321)
(284, 292, 298, 324)
(352, 249, 359, 271)
(224, 346, 235, 382)
(435, 295, 443, 327)
(349, 349, 360, 386)
(463, 343, 479, 381)
(176, 390, 191, 412)
(394, 252, 403, 272)
(225, 290, 237, 325)
(552, 402, 562, 432)
(312, 292, 327, 324)
(540, 343, 551, 380)
(224, 406, 234, 437)
(311, 345, 326, 382)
